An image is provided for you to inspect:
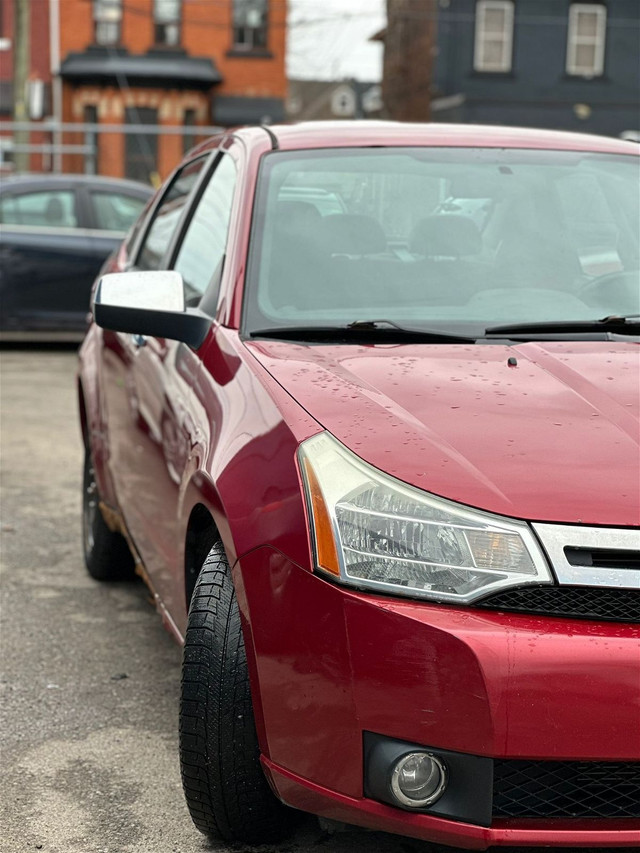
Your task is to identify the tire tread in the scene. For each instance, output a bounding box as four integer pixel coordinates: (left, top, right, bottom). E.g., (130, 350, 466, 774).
(179, 543, 293, 843)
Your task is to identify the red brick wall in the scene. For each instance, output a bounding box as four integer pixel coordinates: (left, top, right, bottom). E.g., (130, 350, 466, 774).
(59, 0, 287, 98)
(57, 0, 287, 180)
(62, 85, 212, 179)
(0, 0, 51, 85)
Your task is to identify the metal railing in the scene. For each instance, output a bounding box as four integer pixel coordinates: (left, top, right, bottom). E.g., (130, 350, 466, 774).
(0, 120, 225, 181)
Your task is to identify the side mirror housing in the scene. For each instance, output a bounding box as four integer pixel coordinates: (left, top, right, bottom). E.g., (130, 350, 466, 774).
(93, 271, 211, 348)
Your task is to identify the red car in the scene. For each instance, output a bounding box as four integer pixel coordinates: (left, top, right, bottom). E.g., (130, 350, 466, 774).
(78, 122, 640, 849)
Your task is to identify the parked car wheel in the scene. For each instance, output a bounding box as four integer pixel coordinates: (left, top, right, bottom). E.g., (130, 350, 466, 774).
(82, 449, 134, 581)
(180, 541, 295, 843)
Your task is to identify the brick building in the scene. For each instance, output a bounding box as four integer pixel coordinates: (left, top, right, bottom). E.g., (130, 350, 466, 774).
(0, 0, 53, 171)
(1, 0, 287, 180)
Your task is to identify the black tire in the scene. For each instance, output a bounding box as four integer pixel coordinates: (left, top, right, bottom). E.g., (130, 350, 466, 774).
(180, 542, 295, 844)
(82, 448, 134, 581)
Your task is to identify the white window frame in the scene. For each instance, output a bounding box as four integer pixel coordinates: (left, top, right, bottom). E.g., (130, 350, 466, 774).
(474, 0, 514, 73)
(233, 0, 268, 49)
(93, 0, 122, 46)
(566, 3, 607, 77)
(154, 0, 181, 46)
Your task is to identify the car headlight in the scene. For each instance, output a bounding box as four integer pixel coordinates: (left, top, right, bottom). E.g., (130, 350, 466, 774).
(299, 432, 553, 604)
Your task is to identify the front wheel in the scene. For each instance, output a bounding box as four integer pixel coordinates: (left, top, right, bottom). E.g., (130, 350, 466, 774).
(179, 542, 296, 843)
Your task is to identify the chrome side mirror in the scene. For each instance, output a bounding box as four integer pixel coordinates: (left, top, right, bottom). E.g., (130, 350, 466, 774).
(93, 271, 211, 348)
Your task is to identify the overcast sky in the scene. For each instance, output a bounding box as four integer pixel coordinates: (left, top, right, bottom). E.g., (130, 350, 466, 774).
(287, 0, 386, 82)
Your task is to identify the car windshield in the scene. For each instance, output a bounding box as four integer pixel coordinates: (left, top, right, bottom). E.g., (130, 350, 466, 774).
(242, 147, 640, 338)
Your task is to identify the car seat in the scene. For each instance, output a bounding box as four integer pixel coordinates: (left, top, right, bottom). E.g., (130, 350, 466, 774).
(408, 214, 484, 303)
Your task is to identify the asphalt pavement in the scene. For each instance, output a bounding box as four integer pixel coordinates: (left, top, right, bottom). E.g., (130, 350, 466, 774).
(0, 348, 636, 853)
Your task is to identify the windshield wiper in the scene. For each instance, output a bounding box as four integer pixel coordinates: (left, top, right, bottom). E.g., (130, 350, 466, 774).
(485, 315, 640, 338)
(249, 319, 476, 344)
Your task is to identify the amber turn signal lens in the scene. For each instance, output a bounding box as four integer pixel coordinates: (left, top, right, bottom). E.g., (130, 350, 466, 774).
(302, 457, 340, 576)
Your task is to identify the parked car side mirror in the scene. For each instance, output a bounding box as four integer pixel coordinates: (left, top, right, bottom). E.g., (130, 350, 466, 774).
(93, 271, 211, 348)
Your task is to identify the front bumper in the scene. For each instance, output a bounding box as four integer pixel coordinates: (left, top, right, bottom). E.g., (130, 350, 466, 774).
(263, 759, 639, 848)
(236, 547, 640, 848)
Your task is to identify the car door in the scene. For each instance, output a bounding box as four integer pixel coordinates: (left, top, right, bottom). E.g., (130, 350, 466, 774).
(100, 155, 211, 611)
(126, 151, 239, 615)
(0, 184, 98, 333)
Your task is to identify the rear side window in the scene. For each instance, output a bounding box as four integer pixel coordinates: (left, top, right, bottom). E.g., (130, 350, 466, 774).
(90, 191, 147, 233)
(136, 157, 206, 271)
(0, 190, 78, 228)
(173, 154, 237, 306)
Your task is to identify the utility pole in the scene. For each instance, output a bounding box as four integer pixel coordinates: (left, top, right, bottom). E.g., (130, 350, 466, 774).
(382, 0, 437, 122)
(50, 0, 63, 172)
(12, 0, 30, 172)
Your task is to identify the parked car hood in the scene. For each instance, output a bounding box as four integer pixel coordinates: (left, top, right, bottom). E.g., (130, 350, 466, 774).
(246, 340, 640, 526)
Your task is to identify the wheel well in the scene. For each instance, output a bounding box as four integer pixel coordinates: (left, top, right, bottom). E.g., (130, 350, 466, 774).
(184, 504, 219, 610)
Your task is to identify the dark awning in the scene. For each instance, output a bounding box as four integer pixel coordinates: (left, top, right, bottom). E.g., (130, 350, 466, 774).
(61, 48, 221, 90)
(214, 95, 285, 126)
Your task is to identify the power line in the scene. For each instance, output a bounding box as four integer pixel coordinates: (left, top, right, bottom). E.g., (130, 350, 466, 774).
(94, 3, 640, 30)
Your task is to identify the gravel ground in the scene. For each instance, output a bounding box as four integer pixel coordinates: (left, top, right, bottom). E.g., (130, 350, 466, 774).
(0, 347, 636, 853)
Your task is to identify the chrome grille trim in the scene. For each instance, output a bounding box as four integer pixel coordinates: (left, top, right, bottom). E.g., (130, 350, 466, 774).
(532, 523, 640, 589)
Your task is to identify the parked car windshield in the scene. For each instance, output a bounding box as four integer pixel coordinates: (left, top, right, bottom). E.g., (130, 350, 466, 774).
(243, 147, 639, 337)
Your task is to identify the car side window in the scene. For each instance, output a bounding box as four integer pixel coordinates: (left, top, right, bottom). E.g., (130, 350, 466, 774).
(172, 154, 237, 308)
(0, 190, 78, 228)
(90, 191, 147, 233)
(136, 157, 207, 272)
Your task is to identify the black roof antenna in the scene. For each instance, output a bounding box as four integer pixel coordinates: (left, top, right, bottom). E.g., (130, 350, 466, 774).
(261, 125, 279, 150)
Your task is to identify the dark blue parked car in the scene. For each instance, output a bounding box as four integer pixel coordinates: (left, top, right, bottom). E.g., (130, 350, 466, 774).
(0, 174, 152, 339)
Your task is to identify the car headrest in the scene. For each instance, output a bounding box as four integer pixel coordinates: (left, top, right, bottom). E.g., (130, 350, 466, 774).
(410, 214, 482, 257)
(273, 200, 321, 235)
(45, 196, 65, 225)
(318, 214, 387, 256)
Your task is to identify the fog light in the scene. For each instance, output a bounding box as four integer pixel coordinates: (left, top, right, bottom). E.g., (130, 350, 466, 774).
(390, 752, 447, 808)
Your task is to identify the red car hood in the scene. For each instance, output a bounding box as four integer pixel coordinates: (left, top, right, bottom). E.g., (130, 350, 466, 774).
(246, 340, 640, 526)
